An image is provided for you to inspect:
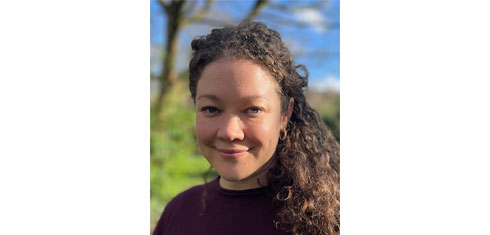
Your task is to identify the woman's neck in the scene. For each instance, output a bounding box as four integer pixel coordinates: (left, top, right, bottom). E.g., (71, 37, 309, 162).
(219, 173, 268, 190)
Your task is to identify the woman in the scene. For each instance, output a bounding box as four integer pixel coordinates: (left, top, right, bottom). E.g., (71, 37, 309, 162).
(153, 21, 340, 235)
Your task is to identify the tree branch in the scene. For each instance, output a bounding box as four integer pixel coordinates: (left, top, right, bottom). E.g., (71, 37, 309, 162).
(245, 0, 268, 21)
(192, 17, 236, 27)
(267, 0, 326, 13)
(182, 0, 215, 26)
(158, 0, 169, 11)
(182, 0, 198, 18)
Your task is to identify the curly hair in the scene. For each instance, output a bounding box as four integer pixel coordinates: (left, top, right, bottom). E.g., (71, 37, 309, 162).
(189, 21, 340, 235)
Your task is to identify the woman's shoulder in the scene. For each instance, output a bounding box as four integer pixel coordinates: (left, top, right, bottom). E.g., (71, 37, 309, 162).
(164, 182, 208, 212)
(153, 181, 214, 235)
(161, 179, 219, 217)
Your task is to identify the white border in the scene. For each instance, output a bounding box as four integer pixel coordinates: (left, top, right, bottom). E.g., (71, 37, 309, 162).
(342, 1, 490, 234)
(0, 1, 149, 234)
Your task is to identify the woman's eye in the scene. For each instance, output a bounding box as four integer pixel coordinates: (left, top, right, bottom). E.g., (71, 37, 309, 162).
(201, 106, 220, 115)
(247, 107, 261, 114)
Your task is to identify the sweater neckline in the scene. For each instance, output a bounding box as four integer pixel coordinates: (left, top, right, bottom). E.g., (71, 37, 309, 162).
(211, 176, 269, 197)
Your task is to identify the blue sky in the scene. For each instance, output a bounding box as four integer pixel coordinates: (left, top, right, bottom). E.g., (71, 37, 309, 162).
(150, 0, 340, 92)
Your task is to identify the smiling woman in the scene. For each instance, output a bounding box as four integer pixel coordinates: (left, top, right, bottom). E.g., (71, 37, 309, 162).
(153, 21, 340, 235)
(196, 59, 292, 190)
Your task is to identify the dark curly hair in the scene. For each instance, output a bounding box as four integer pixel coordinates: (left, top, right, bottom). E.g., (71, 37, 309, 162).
(189, 21, 340, 235)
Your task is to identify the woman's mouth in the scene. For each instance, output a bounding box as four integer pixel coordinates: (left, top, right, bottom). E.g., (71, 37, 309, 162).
(216, 148, 248, 159)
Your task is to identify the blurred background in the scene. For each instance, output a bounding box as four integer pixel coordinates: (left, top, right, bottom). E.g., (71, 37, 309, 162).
(150, 0, 340, 232)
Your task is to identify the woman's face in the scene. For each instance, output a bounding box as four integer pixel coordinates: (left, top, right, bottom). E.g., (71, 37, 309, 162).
(195, 58, 289, 190)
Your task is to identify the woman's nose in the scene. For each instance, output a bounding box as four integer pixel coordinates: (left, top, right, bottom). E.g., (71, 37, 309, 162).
(217, 115, 244, 141)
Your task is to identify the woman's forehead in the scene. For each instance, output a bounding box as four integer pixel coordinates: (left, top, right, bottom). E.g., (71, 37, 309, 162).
(195, 59, 282, 106)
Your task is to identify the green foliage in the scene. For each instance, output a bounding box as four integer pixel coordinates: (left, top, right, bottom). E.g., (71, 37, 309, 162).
(320, 95, 340, 142)
(306, 91, 340, 142)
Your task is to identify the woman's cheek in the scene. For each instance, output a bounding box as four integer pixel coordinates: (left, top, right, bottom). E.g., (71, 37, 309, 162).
(195, 118, 213, 144)
(249, 121, 280, 143)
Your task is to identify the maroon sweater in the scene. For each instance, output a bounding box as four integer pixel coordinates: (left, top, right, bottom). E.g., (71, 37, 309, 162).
(153, 177, 291, 235)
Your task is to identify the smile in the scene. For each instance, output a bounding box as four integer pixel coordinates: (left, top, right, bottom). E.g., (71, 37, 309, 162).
(216, 148, 248, 159)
